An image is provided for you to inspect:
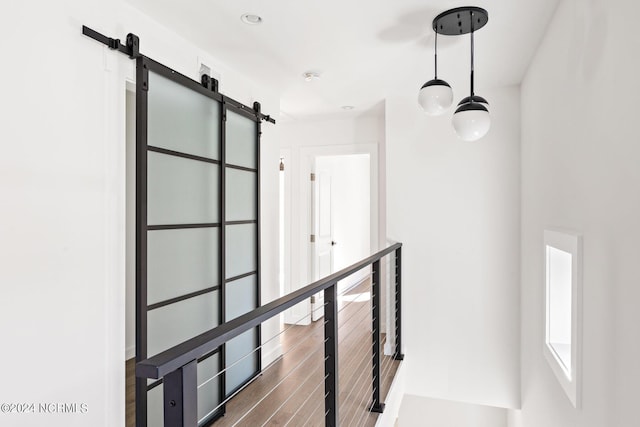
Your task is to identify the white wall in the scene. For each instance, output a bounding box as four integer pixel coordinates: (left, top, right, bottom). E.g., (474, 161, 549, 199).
(398, 395, 507, 427)
(514, 0, 640, 426)
(385, 87, 521, 409)
(0, 2, 279, 426)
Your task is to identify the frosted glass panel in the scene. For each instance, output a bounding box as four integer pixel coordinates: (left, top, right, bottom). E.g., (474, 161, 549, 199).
(148, 151, 219, 225)
(198, 353, 221, 422)
(225, 224, 257, 278)
(226, 109, 256, 169)
(148, 71, 220, 159)
(225, 275, 257, 321)
(147, 291, 219, 357)
(147, 384, 164, 427)
(225, 168, 257, 221)
(147, 228, 219, 305)
(225, 329, 258, 394)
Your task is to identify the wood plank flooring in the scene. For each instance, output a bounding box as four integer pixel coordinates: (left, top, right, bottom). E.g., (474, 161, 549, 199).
(126, 279, 400, 427)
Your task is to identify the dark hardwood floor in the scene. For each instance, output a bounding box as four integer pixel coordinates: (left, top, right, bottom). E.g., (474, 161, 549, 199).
(126, 279, 400, 426)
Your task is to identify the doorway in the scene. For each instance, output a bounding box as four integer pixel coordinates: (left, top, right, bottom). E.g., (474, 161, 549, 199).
(310, 154, 371, 321)
(281, 143, 378, 327)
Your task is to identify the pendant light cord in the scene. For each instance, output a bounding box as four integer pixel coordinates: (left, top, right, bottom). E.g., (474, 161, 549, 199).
(434, 25, 439, 79)
(470, 11, 475, 100)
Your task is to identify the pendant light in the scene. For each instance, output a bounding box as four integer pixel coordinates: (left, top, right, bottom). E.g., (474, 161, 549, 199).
(424, 7, 490, 141)
(418, 25, 453, 116)
(452, 9, 490, 141)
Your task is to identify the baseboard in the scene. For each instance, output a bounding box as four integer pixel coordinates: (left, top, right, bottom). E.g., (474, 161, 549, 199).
(126, 345, 135, 361)
(384, 341, 394, 356)
(261, 342, 283, 368)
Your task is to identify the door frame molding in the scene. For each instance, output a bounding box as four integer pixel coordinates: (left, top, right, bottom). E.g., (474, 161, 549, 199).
(296, 143, 379, 320)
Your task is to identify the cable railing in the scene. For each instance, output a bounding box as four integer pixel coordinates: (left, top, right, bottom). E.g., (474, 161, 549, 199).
(136, 242, 403, 427)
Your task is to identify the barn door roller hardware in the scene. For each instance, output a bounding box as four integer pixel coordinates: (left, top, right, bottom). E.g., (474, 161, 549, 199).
(82, 26, 141, 59)
(81, 25, 276, 124)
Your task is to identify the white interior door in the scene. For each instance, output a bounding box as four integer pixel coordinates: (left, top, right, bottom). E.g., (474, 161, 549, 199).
(311, 168, 334, 321)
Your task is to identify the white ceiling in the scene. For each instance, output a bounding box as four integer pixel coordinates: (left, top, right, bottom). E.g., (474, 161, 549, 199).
(126, 0, 560, 120)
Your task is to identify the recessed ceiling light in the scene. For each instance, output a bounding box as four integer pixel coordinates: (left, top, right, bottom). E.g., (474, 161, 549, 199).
(302, 72, 321, 82)
(341, 105, 355, 110)
(241, 14, 263, 25)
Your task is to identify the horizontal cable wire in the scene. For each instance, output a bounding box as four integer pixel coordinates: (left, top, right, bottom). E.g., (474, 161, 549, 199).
(339, 340, 376, 398)
(336, 294, 364, 318)
(378, 338, 399, 400)
(357, 334, 399, 427)
(283, 378, 329, 427)
(198, 370, 260, 424)
(347, 362, 375, 427)
(338, 297, 373, 330)
(230, 342, 329, 427)
(337, 326, 375, 403)
(348, 274, 393, 426)
(349, 333, 391, 426)
(374, 334, 395, 392)
(198, 301, 328, 390)
(354, 348, 384, 426)
(199, 336, 328, 423)
(377, 345, 395, 400)
(351, 390, 373, 427)
(354, 404, 371, 427)
(339, 330, 376, 387)
(354, 394, 375, 427)
(338, 341, 375, 425)
(349, 362, 375, 426)
(382, 356, 396, 381)
(259, 366, 328, 427)
(338, 299, 396, 425)
(299, 391, 329, 427)
(337, 279, 368, 297)
(339, 315, 371, 362)
(337, 300, 372, 338)
(339, 310, 374, 349)
(336, 283, 371, 315)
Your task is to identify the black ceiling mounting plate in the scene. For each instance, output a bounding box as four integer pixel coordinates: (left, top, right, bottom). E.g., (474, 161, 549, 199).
(432, 7, 488, 36)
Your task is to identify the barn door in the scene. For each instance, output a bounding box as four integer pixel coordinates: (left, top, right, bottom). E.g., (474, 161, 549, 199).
(135, 57, 260, 427)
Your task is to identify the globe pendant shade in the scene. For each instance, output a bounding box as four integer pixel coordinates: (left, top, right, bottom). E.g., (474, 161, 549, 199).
(457, 95, 489, 109)
(452, 102, 491, 141)
(418, 79, 453, 116)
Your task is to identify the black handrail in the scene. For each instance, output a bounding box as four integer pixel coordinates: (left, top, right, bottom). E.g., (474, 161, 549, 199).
(136, 242, 403, 426)
(137, 242, 401, 379)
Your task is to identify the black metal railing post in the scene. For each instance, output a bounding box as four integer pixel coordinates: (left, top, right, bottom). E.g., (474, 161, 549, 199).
(371, 260, 385, 413)
(163, 359, 198, 427)
(324, 283, 339, 427)
(394, 247, 404, 360)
